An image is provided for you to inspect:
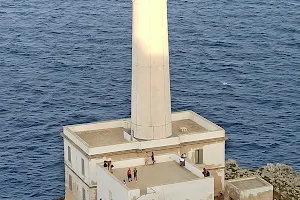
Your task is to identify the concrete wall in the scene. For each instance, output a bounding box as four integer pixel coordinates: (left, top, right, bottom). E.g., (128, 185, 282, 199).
(65, 165, 96, 200)
(180, 140, 225, 194)
(64, 127, 89, 153)
(171, 110, 223, 131)
(203, 142, 225, 166)
(64, 138, 90, 186)
(67, 118, 130, 132)
(150, 177, 214, 200)
(136, 193, 158, 200)
(224, 177, 273, 200)
(96, 164, 132, 200)
(181, 140, 225, 168)
(211, 168, 225, 195)
(128, 189, 142, 200)
(241, 186, 273, 200)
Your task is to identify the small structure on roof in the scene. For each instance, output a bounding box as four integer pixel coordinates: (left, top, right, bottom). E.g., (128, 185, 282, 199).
(224, 176, 273, 200)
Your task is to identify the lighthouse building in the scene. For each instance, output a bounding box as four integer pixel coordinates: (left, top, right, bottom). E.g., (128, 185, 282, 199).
(61, 0, 226, 199)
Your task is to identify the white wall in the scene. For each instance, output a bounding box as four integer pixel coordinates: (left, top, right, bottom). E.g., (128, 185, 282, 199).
(203, 142, 225, 166)
(179, 130, 224, 144)
(64, 138, 90, 185)
(183, 160, 204, 178)
(89, 158, 105, 186)
(65, 165, 94, 200)
(135, 192, 158, 200)
(128, 189, 141, 200)
(150, 177, 214, 200)
(64, 127, 89, 153)
(96, 164, 130, 200)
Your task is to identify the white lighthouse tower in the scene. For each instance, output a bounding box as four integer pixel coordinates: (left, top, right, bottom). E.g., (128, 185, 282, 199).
(61, 0, 226, 199)
(131, 0, 172, 140)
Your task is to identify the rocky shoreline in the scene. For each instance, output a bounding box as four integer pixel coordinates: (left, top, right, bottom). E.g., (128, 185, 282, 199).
(57, 159, 300, 200)
(225, 159, 300, 200)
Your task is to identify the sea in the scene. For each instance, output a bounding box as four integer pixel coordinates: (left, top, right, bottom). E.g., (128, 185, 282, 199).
(0, 0, 299, 199)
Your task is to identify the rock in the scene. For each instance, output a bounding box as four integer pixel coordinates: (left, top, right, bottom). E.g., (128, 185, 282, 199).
(225, 159, 300, 200)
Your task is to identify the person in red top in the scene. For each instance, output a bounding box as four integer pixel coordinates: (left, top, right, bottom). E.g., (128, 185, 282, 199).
(127, 168, 132, 182)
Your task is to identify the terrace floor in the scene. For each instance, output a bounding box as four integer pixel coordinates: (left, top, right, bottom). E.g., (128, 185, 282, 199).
(75, 119, 208, 147)
(112, 161, 198, 194)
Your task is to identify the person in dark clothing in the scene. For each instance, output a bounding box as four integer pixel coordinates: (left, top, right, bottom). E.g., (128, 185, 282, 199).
(133, 167, 138, 182)
(104, 161, 108, 168)
(108, 160, 111, 170)
(151, 152, 156, 165)
(127, 168, 132, 182)
(180, 153, 186, 166)
(202, 168, 210, 177)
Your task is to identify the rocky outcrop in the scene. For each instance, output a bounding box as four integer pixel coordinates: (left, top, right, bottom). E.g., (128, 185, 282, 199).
(225, 159, 300, 200)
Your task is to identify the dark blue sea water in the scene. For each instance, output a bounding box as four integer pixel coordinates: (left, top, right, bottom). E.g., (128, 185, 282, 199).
(0, 0, 299, 199)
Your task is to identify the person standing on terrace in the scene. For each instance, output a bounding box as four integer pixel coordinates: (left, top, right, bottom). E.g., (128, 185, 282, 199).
(133, 168, 138, 182)
(151, 152, 156, 165)
(144, 152, 149, 166)
(127, 168, 132, 182)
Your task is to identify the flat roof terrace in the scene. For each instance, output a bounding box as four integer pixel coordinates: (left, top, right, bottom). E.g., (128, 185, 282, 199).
(111, 161, 198, 194)
(75, 119, 208, 147)
(77, 127, 127, 147)
(229, 176, 270, 190)
(172, 119, 207, 135)
(64, 111, 224, 151)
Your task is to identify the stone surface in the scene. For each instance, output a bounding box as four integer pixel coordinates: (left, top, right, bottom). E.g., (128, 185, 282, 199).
(225, 159, 300, 200)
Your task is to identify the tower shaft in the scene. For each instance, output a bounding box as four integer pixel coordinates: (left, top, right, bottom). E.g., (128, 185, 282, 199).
(131, 0, 172, 140)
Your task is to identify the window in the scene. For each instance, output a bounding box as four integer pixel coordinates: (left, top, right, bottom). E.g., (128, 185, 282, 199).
(82, 188, 86, 200)
(195, 149, 203, 164)
(109, 190, 112, 200)
(68, 146, 71, 163)
(81, 158, 85, 176)
(69, 174, 72, 191)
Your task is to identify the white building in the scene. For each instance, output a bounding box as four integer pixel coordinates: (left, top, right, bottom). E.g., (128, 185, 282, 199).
(62, 111, 225, 200)
(61, 0, 226, 199)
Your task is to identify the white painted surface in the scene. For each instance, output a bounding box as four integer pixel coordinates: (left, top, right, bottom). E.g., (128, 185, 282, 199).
(128, 189, 141, 200)
(183, 159, 204, 178)
(138, 137, 180, 149)
(136, 192, 158, 200)
(131, 0, 172, 140)
(88, 131, 224, 156)
(89, 142, 139, 155)
(96, 154, 214, 200)
(64, 138, 90, 185)
(64, 127, 89, 153)
(65, 166, 94, 200)
(96, 164, 131, 200)
(150, 177, 214, 200)
(203, 142, 225, 166)
(179, 130, 225, 144)
(67, 118, 129, 132)
(89, 158, 105, 186)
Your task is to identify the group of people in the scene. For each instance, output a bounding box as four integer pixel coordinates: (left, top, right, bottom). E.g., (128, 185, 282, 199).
(103, 159, 114, 173)
(105, 152, 210, 187)
(124, 167, 138, 185)
(144, 152, 156, 166)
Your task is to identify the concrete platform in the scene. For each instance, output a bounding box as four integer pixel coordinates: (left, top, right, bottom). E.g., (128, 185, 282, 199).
(111, 161, 198, 194)
(224, 176, 273, 200)
(75, 119, 208, 147)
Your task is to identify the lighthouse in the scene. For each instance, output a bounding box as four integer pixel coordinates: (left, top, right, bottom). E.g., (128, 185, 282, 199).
(131, 0, 172, 140)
